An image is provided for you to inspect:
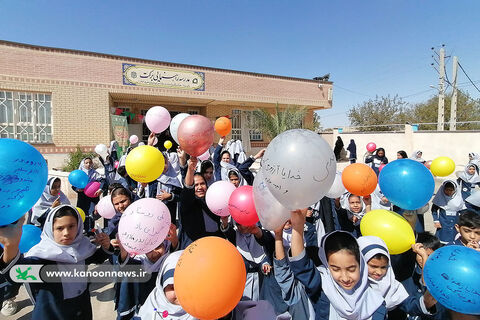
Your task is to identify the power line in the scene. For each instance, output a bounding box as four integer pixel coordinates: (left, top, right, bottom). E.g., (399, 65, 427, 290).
(457, 62, 480, 94)
(333, 84, 373, 97)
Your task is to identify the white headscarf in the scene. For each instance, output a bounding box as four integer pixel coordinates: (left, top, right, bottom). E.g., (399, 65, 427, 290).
(234, 140, 247, 164)
(466, 190, 480, 207)
(459, 164, 480, 184)
(432, 180, 466, 215)
(469, 152, 480, 167)
(220, 161, 246, 185)
(79, 158, 102, 181)
(409, 150, 425, 163)
(110, 140, 118, 153)
(134, 240, 172, 274)
(235, 226, 266, 265)
(31, 177, 71, 225)
(317, 231, 384, 320)
(357, 236, 408, 310)
(136, 250, 196, 320)
(371, 185, 391, 211)
(158, 156, 182, 190)
(340, 193, 366, 225)
(25, 205, 97, 299)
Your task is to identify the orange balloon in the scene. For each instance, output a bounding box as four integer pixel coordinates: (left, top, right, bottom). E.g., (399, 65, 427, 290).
(174, 237, 246, 320)
(341, 163, 377, 196)
(214, 117, 232, 136)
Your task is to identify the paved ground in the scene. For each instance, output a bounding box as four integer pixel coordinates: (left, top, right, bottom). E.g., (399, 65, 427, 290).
(6, 160, 444, 319)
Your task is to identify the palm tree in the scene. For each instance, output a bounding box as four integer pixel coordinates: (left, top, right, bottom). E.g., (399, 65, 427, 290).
(252, 104, 313, 140)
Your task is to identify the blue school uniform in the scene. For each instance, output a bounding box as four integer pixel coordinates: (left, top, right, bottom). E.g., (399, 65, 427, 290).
(289, 250, 387, 320)
(432, 181, 466, 243)
(365, 150, 388, 176)
(401, 267, 450, 320)
(457, 164, 480, 200)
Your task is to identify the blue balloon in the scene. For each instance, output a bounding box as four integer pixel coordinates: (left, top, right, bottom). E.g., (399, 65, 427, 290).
(0, 139, 48, 226)
(19, 224, 42, 253)
(424, 245, 480, 315)
(378, 159, 434, 210)
(68, 169, 89, 189)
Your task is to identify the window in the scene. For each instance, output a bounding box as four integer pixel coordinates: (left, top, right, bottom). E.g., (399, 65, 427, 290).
(231, 109, 263, 141)
(231, 109, 242, 140)
(245, 111, 263, 141)
(0, 91, 52, 143)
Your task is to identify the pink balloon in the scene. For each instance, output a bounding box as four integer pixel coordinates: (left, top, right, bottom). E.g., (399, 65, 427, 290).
(366, 142, 377, 152)
(129, 135, 139, 144)
(84, 181, 100, 198)
(198, 149, 211, 161)
(177, 115, 214, 156)
(114, 160, 119, 169)
(228, 185, 259, 226)
(424, 160, 432, 169)
(97, 195, 116, 219)
(145, 106, 171, 134)
(118, 198, 171, 255)
(378, 163, 386, 173)
(206, 181, 237, 217)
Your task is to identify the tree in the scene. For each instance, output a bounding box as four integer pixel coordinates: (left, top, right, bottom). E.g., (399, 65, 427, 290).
(407, 90, 480, 130)
(253, 104, 311, 139)
(348, 95, 408, 131)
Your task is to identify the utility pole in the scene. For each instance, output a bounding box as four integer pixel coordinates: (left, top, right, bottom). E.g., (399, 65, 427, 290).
(449, 56, 458, 131)
(437, 47, 445, 131)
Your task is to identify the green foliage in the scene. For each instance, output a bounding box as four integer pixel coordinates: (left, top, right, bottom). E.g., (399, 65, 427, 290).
(253, 104, 310, 139)
(348, 95, 408, 131)
(347, 90, 480, 131)
(62, 146, 96, 172)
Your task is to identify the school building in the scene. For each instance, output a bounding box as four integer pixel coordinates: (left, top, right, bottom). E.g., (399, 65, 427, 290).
(0, 40, 333, 169)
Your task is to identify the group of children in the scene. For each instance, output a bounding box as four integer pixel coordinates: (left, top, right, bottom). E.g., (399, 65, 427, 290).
(0, 134, 479, 320)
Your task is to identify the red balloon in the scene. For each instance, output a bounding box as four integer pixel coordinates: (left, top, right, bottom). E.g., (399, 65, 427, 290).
(177, 115, 215, 156)
(228, 186, 259, 226)
(424, 160, 432, 169)
(378, 163, 386, 173)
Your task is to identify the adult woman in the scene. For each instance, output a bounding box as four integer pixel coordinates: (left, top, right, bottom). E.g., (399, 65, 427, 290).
(177, 157, 228, 249)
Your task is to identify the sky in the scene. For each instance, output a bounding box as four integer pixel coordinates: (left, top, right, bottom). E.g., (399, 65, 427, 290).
(1, 0, 479, 128)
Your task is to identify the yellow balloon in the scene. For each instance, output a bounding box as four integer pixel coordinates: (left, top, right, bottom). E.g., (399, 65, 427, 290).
(164, 140, 173, 150)
(76, 207, 86, 222)
(430, 156, 455, 177)
(360, 209, 415, 255)
(125, 145, 165, 183)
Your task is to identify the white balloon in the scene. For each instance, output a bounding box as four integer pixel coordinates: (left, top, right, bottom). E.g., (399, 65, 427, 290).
(253, 170, 291, 231)
(170, 113, 190, 144)
(261, 129, 336, 210)
(95, 144, 108, 159)
(325, 171, 346, 199)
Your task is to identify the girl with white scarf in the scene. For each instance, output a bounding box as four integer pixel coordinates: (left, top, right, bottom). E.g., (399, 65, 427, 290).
(156, 155, 183, 225)
(457, 164, 480, 200)
(135, 250, 196, 320)
(468, 152, 480, 167)
(0, 205, 112, 320)
(336, 193, 371, 237)
(358, 236, 436, 317)
(223, 223, 271, 301)
(31, 177, 71, 228)
(409, 150, 425, 163)
(288, 209, 387, 320)
(432, 180, 467, 243)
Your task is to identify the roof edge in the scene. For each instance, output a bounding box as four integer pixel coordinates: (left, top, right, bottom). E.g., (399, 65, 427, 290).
(0, 40, 333, 85)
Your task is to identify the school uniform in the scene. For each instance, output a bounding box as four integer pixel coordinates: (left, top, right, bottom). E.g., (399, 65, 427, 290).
(401, 266, 450, 320)
(432, 181, 466, 243)
(135, 250, 196, 320)
(289, 231, 387, 320)
(409, 150, 425, 164)
(156, 163, 183, 225)
(31, 177, 71, 228)
(469, 152, 480, 168)
(109, 140, 119, 163)
(213, 144, 255, 185)
(465, 191, 480, 214)
(0, 205, 112, 320)
(113, 241, 172, 320)
(358, 236, 433, 318)
(365, 150, 388, 176)
(310, 197, 336, 234)
(337, 193, 366, 237)
(177, 186, 225, 250)
(74, 159, 106, 231)
(457, 164, 480, 200)
(273, 255, 316, 320)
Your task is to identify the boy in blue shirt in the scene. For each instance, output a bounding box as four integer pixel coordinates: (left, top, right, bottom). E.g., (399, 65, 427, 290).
(448, 210, 480, 250)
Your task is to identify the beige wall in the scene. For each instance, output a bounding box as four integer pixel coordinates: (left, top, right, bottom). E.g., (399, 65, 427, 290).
(321, 125, 480, 169)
